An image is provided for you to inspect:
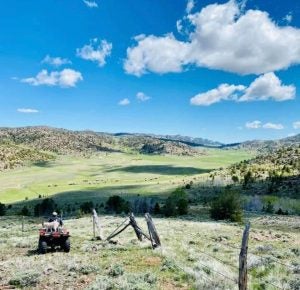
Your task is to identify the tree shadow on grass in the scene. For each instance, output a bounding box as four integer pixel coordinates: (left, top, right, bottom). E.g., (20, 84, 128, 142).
(32, 160, 55, 168)
(106, 165, 211, 176)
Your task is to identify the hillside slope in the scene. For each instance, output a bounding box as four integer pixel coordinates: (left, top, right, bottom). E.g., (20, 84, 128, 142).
(0, 127, 117, 155)
(211, 145, 300, 200)
(232, 134, 300, 152)
(0, 143, 55, 171)
(0, 126, 206, 156)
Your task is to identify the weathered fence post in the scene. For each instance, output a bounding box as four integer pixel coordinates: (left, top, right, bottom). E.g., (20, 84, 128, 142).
(145, 213, 161, 249)
(129, 213, 143, 241)
(92, 215, 95, 238)
(239, 222, 250, 290)
(22, 216, 24, 233)
(92, 209, 104, 240)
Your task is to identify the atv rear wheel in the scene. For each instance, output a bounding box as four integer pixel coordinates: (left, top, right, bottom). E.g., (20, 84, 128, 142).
(62, 238, 70, 252)
(39, 240, 47, 254)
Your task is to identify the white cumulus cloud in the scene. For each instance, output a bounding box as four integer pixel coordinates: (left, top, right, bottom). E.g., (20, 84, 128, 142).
(293, 121, 300, 129)
(262, 123, 284, 130)
(124, 1, 300, 76)
(239, 73, 295, 102)
(136, 92, 151, 102)
(124, 34, 188, 76)
(245, 121, 284, 130)
(118, 98, 130, 106)
(191, 72, 295, 106)
(190, 84, 245, 106)
(245, 120, 262, 129)
(83, 0, 98, 8)
(76, 39, 112, 67)
(17, 108, 39, 113)
(21, 69, 83, 88)
(42, 55, 71, 67)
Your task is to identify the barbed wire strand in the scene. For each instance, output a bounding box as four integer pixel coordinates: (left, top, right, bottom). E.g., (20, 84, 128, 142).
(248, 252, 297, 271)
(196, 260, 238, 284)
(198, 249, 239, 270)
(262, 279, 284, 290)
(220, 242, 296, 271)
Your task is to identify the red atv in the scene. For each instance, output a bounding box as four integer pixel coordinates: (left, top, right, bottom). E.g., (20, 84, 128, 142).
(38, 221, 70, 254)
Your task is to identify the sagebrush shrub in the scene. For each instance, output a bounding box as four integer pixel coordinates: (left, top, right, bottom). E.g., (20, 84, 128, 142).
(210, 189, 243, 222)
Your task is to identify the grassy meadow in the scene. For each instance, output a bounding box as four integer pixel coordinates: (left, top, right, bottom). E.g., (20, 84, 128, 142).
(0, 149, 252, 206)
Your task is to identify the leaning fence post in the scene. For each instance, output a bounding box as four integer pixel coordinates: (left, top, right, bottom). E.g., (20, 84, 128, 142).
(145, 213, 161, 249)
(129, 213, 143, 241)
(239, 222, 250, 290)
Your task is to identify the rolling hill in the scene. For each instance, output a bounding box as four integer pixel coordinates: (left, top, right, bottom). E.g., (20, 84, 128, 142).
(0, 127, 212, 170)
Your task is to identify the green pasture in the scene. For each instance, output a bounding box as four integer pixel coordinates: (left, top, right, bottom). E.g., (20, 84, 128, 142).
(0, 149, 252, 205)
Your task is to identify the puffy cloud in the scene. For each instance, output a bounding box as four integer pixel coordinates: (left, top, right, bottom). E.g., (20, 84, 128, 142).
(262, 123, 284, 130)
(245, 121, 284, 130)
(83, 0, 98, 8)
(293, 121, 300, 129)
(191, 72, 295, 106)
(239, 73, 295, 102)
(21, 69, 83, 88)
(190, 84, 245, 106)
(124, 1, 300, 76)
(136, 92, 150, 102)
(124, 34, 188, 76)
(17, 108, 39, 113)
(118, 98, 130, 106)
(42, 55, 71, 67)
(77, 39, 112, 67)
(245, 120, 261, 129)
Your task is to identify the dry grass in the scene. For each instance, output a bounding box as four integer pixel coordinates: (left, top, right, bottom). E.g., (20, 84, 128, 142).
(0, 215, 299, 289)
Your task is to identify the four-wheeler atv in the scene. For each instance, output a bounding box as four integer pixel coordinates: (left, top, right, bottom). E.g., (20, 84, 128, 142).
(38, 221, 70, 254)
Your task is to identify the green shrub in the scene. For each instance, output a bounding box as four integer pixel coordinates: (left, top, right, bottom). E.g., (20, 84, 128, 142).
(153, 202, 161, 214)
(9, 271, 39, 287)
(80, 201, 94, 214)
(106, 195, 130, 214)
(210, 190, 243, 222)
(108, 264, 124, 277)
(20, 206, 30, 216)
(264, 201, 274, 213)
(34, 198, 56, 216)
(0, 202, 6, 216)
(164, 188, 189, 217)
(177, 198, 188, 215)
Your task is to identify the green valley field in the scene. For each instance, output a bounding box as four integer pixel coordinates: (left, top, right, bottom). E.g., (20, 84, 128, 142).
(0, 149, 251, 207)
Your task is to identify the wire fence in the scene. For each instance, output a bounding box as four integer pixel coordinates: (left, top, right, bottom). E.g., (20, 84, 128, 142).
(171, 224, 296, 290)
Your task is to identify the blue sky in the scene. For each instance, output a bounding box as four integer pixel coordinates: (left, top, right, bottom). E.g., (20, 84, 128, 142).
(0, 0, 299, 143)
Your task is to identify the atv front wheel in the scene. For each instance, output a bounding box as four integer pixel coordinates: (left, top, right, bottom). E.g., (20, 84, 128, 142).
(62, 238, 70, 252)
(39, 240, 47, 254)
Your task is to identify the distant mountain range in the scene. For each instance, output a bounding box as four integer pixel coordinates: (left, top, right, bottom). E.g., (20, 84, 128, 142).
(229, 134, 300, 152)
(0, 126, 299, 171)
(112, 132, 222, 147)
(0, 126, 207, 170)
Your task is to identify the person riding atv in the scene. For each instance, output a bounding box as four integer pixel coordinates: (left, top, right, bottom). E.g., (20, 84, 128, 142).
(48, 211, 63, 226)
(38, 211, 70, 254)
